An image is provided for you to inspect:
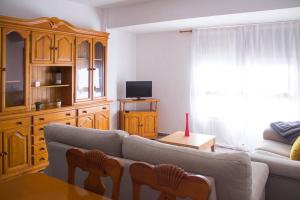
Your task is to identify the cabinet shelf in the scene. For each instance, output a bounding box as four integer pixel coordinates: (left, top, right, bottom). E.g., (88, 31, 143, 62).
(6, 80, 21, 83)
(31, 84, 70, 88)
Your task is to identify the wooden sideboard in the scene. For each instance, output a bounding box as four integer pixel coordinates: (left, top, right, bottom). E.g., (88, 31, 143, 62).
(0, 15, 111, 181)
(119, 99, 159, 139)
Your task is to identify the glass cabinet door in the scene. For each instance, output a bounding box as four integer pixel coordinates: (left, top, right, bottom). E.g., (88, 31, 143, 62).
(93, 41, 105, 98)
(75, 39, 92, 101)
(2, 28, 29, 110)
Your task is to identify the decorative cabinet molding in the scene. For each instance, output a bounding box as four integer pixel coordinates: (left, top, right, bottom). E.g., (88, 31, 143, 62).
(0, 15, 111, 182)
(3, 126, 31, 175)
(54, 34, 74, 64)
(31, 32, 54, 64)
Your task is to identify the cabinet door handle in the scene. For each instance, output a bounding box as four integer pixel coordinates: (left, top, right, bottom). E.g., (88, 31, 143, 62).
(66, 113, 71, 116)
(54, 47, 58, 50)
(39, 137, 45, 141)
(66, 122, 71, 125)
(39, 117, 45, 121)
(82, 110, 87, 113)
(1, 68, 6, 72)
(39, 127, 44, 131)
(91, 68, 96, 70)
(0, 153, 4, 157)
(39, 147, 45, 151)
(39, 157, 46, 161)
(102, 107, 107, 110)
(16, 121, 23, 125)
(3, 152, 8, 156)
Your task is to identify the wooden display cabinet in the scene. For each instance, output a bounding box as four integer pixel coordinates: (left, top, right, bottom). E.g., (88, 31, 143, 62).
(0, 15, 111, 182)
(119, 99, 159, 139)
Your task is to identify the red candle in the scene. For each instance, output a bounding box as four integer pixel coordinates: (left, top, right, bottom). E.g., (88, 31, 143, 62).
(185, 112, 190, 137)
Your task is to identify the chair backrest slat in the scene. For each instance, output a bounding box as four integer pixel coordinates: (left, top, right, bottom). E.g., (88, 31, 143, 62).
(130, 162, 211, 200)
(66, 148, 123, 200)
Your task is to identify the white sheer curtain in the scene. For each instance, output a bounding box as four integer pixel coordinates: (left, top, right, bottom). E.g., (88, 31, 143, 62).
(190, 21, 300, 150)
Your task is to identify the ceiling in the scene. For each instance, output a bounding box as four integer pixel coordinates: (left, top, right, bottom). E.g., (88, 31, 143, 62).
(112, 7, 300, 33)
(67, 0, 152, 8)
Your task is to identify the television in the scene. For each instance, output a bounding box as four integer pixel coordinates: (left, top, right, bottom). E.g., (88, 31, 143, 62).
(126, 81, 152, 100)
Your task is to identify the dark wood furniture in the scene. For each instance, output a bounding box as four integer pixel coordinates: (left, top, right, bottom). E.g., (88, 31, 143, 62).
(129, 162, 211, 200)
(66, 148, 123, 200)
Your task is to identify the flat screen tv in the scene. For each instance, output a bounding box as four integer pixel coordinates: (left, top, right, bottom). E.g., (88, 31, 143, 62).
(126, 81, 152, 100)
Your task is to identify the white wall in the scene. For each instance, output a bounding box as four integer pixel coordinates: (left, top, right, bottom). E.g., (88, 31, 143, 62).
(136, 31, 191, 133)
(106, 0, 300, 28)
(107, 30, 136, 129)
(0, 0, 102, 30)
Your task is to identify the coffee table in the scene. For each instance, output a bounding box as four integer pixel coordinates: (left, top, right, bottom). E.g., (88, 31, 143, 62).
(158, 131, 216, 152)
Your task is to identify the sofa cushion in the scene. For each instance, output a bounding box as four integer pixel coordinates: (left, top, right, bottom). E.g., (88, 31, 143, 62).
(44, 123, 127, 157)
(256, 140, 291, 158)
(263, 128, 290, 144)
(251, 162, 269, 200)
(122, 135, 252, 200)
(290, 136, 300, 161)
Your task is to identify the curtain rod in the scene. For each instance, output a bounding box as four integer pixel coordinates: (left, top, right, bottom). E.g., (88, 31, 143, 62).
(178, 19, 300, 33)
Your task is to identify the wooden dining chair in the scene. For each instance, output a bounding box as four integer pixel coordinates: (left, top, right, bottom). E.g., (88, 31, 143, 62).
(129, 162, 211, 200)
(66, 148, 123, 200)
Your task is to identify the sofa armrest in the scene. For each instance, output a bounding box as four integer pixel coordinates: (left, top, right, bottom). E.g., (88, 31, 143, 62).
(251, 150, 300, 180)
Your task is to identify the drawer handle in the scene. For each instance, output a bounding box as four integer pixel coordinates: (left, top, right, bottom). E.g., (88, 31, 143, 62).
(39, 147, 45, 151)
(39, 137, 45, 141)
(66, 113, 71, 116)
(39, 157, 46, 161)
(102, 107, 107, 110)
(66, 122, 71, 125)
(39, 128, 44, 131)
(39, 117, 45, 121)
(82, 110, 87, 113)
(3, 152, 8, 156)
(16, 121, 23, 125)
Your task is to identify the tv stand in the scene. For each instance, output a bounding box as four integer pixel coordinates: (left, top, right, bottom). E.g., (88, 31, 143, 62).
(118, 98, 160, 139)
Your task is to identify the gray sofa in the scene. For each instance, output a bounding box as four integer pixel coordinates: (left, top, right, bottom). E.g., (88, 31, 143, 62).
(251, 128, 300, 200)
(44, 124, 268, 200)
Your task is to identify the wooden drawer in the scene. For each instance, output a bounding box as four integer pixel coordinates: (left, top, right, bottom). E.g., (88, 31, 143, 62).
(32, 153, 48, 165)
(78, 105, 109, 116)
(33, 110, 76, 124)
(0, 117, 30, 130)
(32, 133, 46, 145)
(32, 118, 76, 135)
(32, 143, 47, 155)
(56, 118, 76, 126)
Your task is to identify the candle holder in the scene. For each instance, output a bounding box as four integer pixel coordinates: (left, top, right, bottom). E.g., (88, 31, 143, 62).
(185, 112, 190, 137)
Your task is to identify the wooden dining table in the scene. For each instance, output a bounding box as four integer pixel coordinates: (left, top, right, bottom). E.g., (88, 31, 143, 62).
(0, 173, 110, 200)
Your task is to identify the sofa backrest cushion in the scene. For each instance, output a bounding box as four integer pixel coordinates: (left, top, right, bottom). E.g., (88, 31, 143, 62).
(263, 128, 290, 144)
(122, 135, 252, 200)
(44, 123, 127, 157)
